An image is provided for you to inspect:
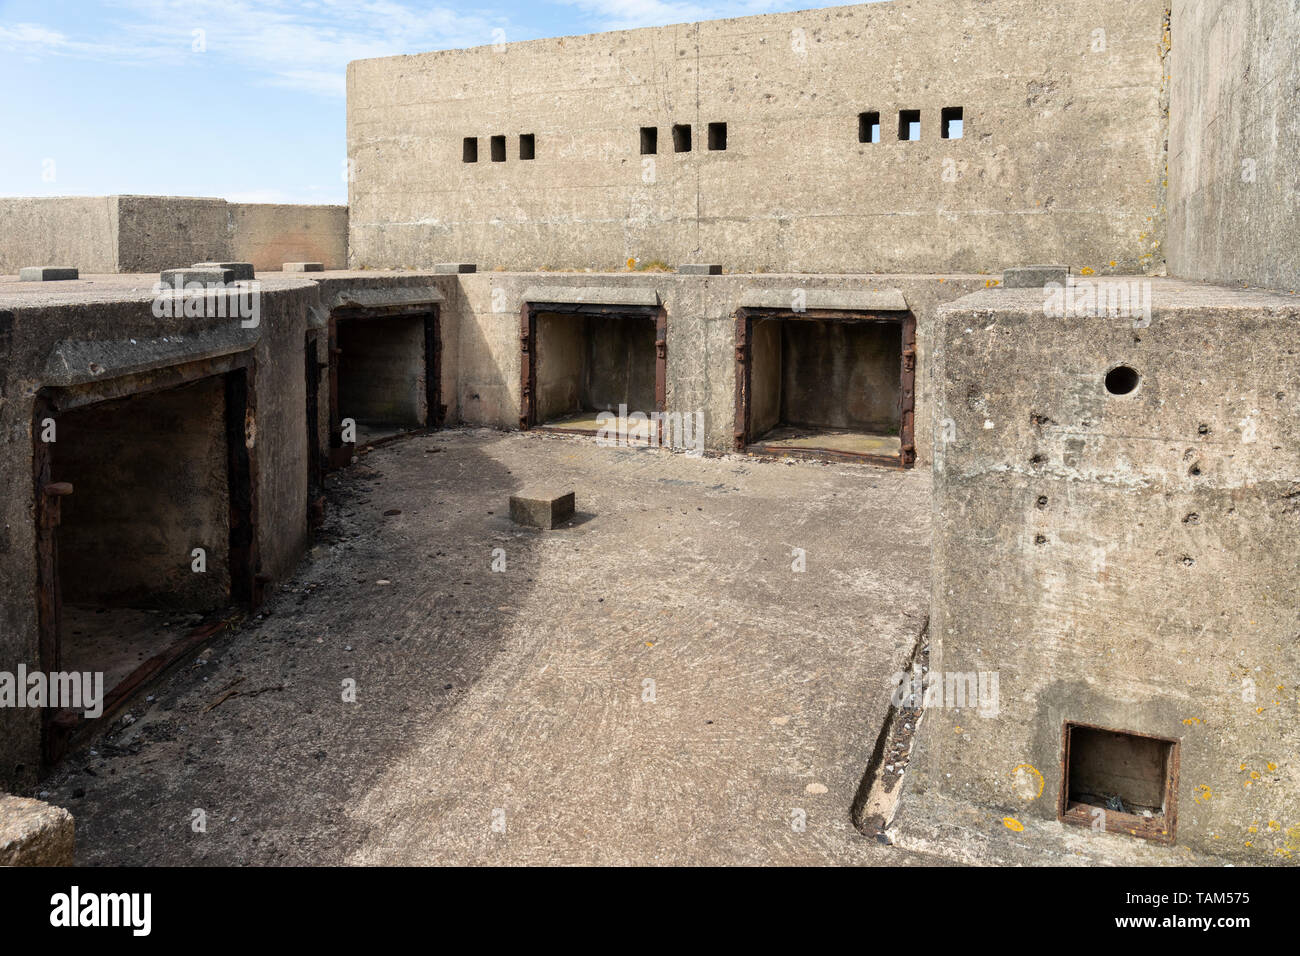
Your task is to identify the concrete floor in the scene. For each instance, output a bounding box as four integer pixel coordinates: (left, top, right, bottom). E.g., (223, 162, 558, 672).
(63, 606, 209, 693)
(754, 425, 902, 459)
(38, 428, 934, 865)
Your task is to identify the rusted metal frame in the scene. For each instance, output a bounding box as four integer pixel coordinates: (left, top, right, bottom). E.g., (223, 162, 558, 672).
(424, 306, 444, 426)
(1057, 721, 1180, 845)
(654, 306, 668, 414)
(327, 312, 342, 458)
(733, 309, 752, 452)
(519, 302, 535, 430)
(225, 365, 261, 608)
(304, 330, 323, 501)
(900, 312, 918, 466)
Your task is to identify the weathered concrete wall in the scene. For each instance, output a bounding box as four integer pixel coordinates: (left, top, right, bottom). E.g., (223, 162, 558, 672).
(348, 0, 1169, 275)
(114, 196, 230, 273)
(230, 203, 348, 272)
(750, 319, 782, 437)
(0, 198, 119, 274)
(535, 312, 586, 421)
(1167, 0, 1300, 291)
(54, 376, 232, 610)
(915, 280, 1300, 863)
(781, 319, 902, 432)
(336, 314, 427, 426)
(0, 197, 347, 275)
(452, 271, 986, 461)
(587, 314, 658, 413)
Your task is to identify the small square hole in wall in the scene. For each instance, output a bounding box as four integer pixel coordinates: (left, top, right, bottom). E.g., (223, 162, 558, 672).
(707, 121, 727, 150)
(672, 124, 692, 153)
(462, 137, 478, 163)
(1060, 722, 1178, 843)
(490, 135, 506, 162)
(519, 133, 535, 160)
(898, 109, 921, 141)
(640, 126, 658, 155)
(858, 111, 880, 143)
(941, 106, 964, 139)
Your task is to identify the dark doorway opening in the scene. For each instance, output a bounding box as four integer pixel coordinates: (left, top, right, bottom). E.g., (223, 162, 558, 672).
(734, 308, 916, 466)
(1059, 722, 1179, 843)
(519, 301, 666, 438)
(328, 306, 441, 464)
(34, 357, 258, 767)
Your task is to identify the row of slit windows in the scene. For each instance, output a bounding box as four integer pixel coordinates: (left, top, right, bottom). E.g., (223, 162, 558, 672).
(463, 134, 535, 162)
(460, 110, 962, 162)
(641, 123, 727, 154)
(860, 107, 964, 143)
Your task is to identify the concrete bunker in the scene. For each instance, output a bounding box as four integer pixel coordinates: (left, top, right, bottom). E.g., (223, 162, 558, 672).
(33, 356, 257, 766)
(1059, 722, 1179, 844)
(328, 305, 441, 459)
(734, 305, 916, 466)
(519, 296, 666, 438)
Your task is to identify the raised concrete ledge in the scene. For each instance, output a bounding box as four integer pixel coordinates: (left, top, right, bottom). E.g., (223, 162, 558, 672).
(677, 263, 722, 275)
(325, 285, 445, 312)
(1002, 264, 1069, 288)
(160, 267, 234, 286)
(433, 262, 477, 274)
(194, 261, 255, 281)
(887, 787, 1222, 868)
(521, 285, 660, 308)
(284, 262, 325, 272)
(43, 325, 260, 387)
(19, 266, 79, 282)
(0, 794, 74, 866)
(738, 288, 909, 312)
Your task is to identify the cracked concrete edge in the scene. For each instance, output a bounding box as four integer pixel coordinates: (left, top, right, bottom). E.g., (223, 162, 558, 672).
(0, 794, 74, 866)
(885, 762, 1231, 867)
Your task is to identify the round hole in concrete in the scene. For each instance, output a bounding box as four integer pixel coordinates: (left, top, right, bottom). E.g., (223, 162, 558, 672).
(1104, 365, 1140, 396)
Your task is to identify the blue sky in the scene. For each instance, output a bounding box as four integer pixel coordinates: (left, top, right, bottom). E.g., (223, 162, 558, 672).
(0, 0, 864, 204)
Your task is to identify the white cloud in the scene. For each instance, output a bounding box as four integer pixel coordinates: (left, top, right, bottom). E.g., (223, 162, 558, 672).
(0, 23, 71, 50)
(0, 0, 506, 97)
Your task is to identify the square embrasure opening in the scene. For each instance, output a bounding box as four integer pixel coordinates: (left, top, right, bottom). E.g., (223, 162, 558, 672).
(747, 316, 904, 462)
(47, 375, 244, 700)
(334, 312, 431, 444)
(532, 309, 658, 436)
(1061, 722, 1178, 842)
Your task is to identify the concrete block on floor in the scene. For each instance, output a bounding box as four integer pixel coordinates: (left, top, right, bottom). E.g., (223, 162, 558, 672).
(159, 267, 234, 286)
(19, 266, 79, 281)
(0, 794, 74, 866)
(433, 262, 477, 273)
(677, 263, 722, 275)
(193, 261, 255, 281)
(509, 487, 575, 529)
(284, 262, 325, 272)
(1002, 264, 1069, 288)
